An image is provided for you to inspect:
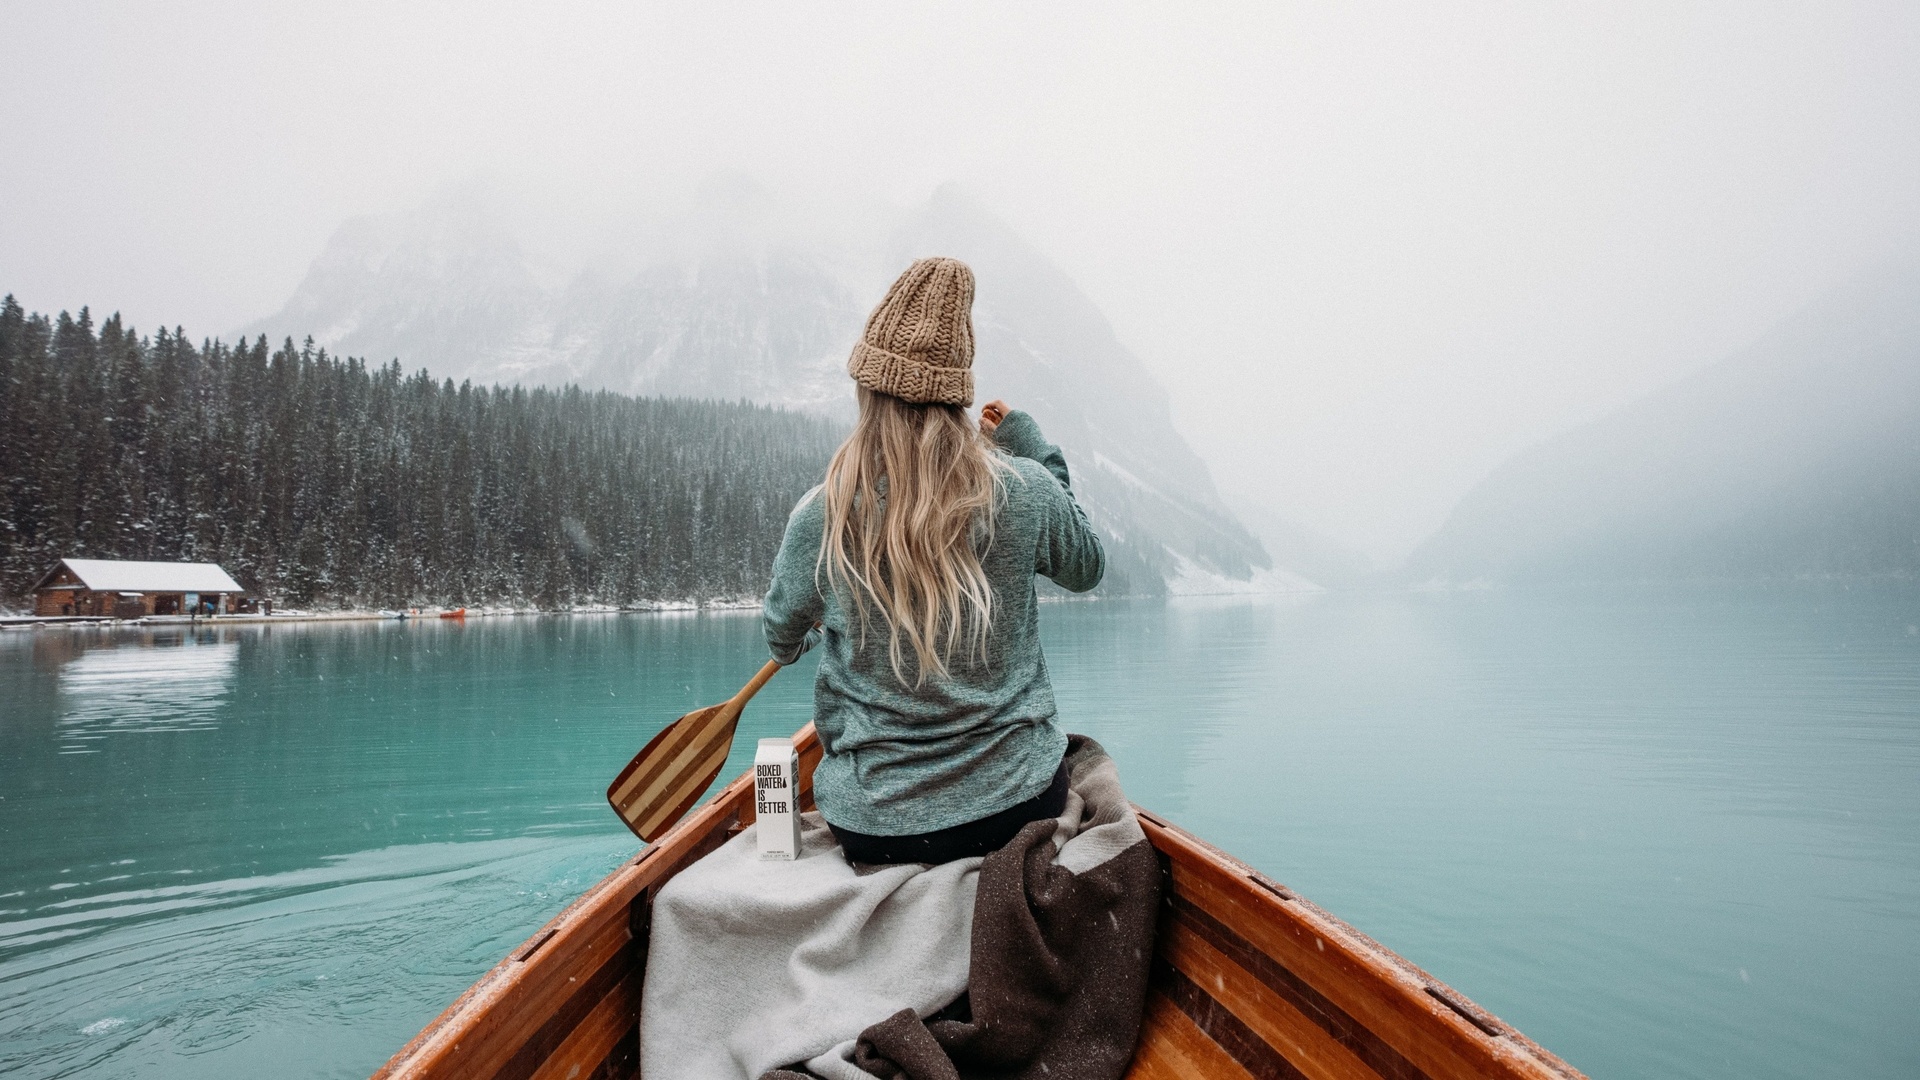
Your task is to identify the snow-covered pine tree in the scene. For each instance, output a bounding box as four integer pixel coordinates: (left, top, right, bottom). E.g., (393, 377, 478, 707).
(0, 297, 841, 610)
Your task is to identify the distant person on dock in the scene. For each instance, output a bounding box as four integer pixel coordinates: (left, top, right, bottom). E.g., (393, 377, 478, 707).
(762, 256, 1106, 865)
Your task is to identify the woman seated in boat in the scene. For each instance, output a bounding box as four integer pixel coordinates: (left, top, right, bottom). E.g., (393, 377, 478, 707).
(762, 256, 1105, 864)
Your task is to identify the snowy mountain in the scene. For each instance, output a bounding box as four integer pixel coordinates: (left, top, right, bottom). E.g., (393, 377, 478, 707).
(251, 198, 553, 387)
(1402, 260, 1920, 584)
(244, 184, 1275, 595)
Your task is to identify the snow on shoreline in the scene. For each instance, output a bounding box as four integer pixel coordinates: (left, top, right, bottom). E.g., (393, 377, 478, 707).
(1163, 553, 1324, 596)
(0, 599, 770, 629)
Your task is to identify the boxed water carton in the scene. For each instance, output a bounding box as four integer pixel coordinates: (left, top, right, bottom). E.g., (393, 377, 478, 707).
(754, 737, 801, 860)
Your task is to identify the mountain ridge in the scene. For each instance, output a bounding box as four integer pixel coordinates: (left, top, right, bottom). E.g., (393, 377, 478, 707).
(1402, 259, 1920, 584)
(244, 184, 1280, 595)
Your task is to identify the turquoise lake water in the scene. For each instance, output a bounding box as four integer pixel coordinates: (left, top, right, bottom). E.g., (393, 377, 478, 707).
(1, 588, 1917, 1078)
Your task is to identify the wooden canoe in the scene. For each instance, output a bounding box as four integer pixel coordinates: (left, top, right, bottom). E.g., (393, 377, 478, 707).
(373, 724, 1587, 1080)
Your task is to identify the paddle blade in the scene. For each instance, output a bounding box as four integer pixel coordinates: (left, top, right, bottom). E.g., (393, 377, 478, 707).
(606, 702, 741, 842)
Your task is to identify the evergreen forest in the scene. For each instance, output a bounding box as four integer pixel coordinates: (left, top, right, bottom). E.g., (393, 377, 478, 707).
(0, 297, 844, 610)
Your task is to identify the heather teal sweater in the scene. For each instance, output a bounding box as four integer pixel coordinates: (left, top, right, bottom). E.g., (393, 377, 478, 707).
(762, 410, 1104, 835)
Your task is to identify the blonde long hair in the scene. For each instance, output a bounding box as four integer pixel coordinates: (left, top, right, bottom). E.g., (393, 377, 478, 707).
(820, 388, 1010, 687)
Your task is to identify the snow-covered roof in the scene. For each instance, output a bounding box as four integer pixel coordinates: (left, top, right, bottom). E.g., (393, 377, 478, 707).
(42, 559, 245, 593)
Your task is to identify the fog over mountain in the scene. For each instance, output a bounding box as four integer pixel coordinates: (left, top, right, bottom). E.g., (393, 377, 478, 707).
(245, 184, 1292, 596)
(1404, 261, 1920, 584)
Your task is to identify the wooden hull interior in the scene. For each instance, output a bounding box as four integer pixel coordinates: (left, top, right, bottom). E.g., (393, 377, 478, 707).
(373, 725, 1586, 1080)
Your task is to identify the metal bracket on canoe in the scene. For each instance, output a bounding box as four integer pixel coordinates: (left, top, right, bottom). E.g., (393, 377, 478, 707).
(1247, 873, 1296, 902)
(511, 928, 559, 963)
(1425, 983, 1506, 1037)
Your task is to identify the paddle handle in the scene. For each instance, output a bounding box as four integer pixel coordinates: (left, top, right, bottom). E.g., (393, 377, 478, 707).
(729, 658, 783, 710)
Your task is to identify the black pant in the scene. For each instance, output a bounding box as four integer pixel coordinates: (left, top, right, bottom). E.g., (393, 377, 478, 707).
(829, 758, 1071, 866)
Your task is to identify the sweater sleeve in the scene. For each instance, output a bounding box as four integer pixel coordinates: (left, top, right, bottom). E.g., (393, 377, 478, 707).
(992, 409, 1072, 489)
(993, 410, 1105, 593)
(763, 488, 826, 665)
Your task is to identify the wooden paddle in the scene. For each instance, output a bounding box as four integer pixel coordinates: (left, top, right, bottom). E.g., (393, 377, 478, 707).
(606, 659, 783, 842)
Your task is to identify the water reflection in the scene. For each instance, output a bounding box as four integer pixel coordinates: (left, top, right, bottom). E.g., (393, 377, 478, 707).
(0, 835, 630, 1079)
(0, 593, 1914, 1079)
(55, 636, 238, 753)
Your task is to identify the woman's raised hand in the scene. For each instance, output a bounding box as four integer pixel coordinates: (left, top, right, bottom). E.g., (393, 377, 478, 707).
(979, 400, 1009, 436)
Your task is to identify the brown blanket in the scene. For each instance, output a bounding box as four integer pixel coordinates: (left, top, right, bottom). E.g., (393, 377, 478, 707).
(766, 735, 1162, 1080)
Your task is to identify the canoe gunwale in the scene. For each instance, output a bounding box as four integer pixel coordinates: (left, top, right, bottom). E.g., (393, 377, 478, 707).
(373, 726, 1586, 1080)
(370, 724, 821, 1080)
(1135, 808, 1586, 1080)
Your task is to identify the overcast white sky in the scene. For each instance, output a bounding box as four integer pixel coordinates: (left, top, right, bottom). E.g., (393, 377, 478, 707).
(4, 2, 1918, 561)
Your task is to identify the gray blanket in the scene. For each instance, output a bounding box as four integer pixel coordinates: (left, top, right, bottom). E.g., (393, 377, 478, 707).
(639, 735, 1159, 1080)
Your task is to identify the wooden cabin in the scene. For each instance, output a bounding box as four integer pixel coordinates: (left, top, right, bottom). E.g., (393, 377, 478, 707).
(32, 558, 248, 618)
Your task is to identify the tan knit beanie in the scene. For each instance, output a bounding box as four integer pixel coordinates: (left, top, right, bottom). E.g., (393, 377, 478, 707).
(847, 258, 976, 407)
